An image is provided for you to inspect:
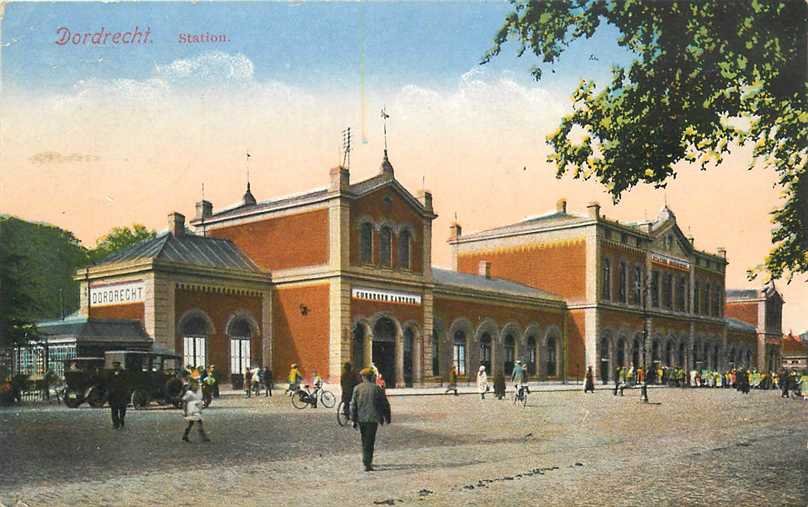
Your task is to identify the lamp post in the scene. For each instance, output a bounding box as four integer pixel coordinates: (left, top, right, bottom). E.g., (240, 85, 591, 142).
(640, 275, 650, 403)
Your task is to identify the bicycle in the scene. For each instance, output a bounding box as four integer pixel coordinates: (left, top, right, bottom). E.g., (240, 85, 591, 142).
(337, 400, 350, 426)
(291, 384, 336, 409)
(513, 384, 528, 407)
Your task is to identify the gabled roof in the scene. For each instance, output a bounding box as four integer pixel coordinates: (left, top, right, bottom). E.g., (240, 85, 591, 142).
(459, 210, 590, 241)
(94, 232, 262, 272)
(783, 333, 807, 356)
(726, 317, 757, 333)
(433, 268, 563, 302)
(37, 317, 152, 344)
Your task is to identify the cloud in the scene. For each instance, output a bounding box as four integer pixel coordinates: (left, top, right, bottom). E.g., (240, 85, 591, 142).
(154, 51, 255, 85)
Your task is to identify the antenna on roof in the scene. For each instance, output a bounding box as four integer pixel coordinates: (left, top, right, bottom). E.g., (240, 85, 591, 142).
(201, 182, 206, 238)
(342, 127, 352, 168)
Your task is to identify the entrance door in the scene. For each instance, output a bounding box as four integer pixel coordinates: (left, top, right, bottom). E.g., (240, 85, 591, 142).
(373, 318, 397, 385)
(403, 328, 414, 387)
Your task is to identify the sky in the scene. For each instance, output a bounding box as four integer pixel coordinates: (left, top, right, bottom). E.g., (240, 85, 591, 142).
(0, 2, 805, 333)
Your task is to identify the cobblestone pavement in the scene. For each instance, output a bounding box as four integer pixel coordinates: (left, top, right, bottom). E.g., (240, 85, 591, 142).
(1, 387, 806, 506)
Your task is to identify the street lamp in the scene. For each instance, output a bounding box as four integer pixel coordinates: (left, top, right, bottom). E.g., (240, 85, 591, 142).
(640, 274, 650, 403)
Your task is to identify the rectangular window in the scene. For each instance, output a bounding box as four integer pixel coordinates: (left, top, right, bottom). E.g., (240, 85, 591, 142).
(618, 261, 627, 303)
(702, 284, 710, 315)
(662, 272, 673, 309)
(601, 258, 611, 301)
(675, 277, 687, 312)
(230, 337, 251, 375)
(632, 265, 642, 305)
(694, 281, 701, 314)
(183, 336, 207, 368)
(453, 343, 466, 376)
(651, 270, 660, 307)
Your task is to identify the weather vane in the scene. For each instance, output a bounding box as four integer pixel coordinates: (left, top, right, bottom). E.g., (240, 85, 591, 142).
(381, 107, 390, 154)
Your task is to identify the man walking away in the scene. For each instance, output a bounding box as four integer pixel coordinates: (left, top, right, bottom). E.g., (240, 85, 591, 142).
(512, 360, 528, 394)
(245, 366, 253, 398)
(350, 368, 391, 472)
(182, 382, 210, 442)
(341, 362, 359, 419)
(445, 365, 459, 396)
(108, 361, 129, 430)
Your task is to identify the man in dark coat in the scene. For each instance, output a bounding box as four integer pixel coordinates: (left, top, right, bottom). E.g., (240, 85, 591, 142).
(340, 362, 359, 419)
(107, 361, 129, 430)
(350, 368, 391, 472)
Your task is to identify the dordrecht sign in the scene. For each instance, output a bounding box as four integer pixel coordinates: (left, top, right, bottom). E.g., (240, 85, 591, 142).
(90, 281, 145, 307)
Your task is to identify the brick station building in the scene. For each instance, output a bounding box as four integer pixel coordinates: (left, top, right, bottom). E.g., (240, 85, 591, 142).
(73, 152, 781, 386)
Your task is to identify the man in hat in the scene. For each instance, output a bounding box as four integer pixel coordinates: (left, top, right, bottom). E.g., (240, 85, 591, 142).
(350, 368, 391, 472)
(107, 361, 129, 430)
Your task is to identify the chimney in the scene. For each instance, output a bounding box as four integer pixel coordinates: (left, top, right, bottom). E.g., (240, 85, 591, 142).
(329, 166, 350, 192)
(449, 222, 462, 241)
(168, 212, 185, 238)
(478, 260, 492, 279)
(195, 200, 213, 220)
(717, 247, 726, 259)
(417, 190, 433, 212)
(587, 201, 601, 220)
(556, 198, 567, 213)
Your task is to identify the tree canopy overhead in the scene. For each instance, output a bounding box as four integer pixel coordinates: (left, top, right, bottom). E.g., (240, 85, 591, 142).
(482, 0, 807, 281)
(88, 224, 156, 264)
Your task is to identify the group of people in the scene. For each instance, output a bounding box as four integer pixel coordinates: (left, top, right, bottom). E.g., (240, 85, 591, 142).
(442, 360, 530, 401)
(243, 365, 273, 398)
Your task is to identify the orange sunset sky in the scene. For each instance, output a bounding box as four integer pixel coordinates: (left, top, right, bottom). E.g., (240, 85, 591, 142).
(0, 4, 805, 334)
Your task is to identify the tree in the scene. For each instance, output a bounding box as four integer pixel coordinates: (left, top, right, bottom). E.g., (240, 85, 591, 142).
(482, 0, 807, 281)
(88, 224, 156, 264)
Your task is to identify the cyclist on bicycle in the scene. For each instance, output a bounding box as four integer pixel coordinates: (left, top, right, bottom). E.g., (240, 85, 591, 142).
(310, 369, 323, 407)
(512, 360, 529, 398)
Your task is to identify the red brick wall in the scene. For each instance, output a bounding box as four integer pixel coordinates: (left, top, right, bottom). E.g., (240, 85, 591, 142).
(566, 310, 586, 379)
(352, 300, 423, 325)
(457, 239, 586, 301)
(350, 189, 424, 273)
(272, 284, 330, 382)
(174, 289, 263, 378)
(89, 303, 144, 323)
(725, 302, 758, 327)
(210, 209, 329, 271)
(599, 309, 646, 334)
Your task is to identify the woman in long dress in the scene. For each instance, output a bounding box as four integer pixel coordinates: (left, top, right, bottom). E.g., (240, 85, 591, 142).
(477, 365, 488, 400)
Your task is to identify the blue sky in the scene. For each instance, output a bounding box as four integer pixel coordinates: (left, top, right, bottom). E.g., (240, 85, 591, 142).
(2, 2, 631, 94)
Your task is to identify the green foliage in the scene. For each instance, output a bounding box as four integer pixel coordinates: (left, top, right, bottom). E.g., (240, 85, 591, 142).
(483, 0, 807, 282)
(0, 216, 87, 346)
(88, 224, 156, 264)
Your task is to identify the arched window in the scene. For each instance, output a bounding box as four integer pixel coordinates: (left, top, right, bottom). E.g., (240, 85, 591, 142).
(712, 344, 719, 370)
(398, 229, 412, 269)
(651, 270, 660, 307)
(601, 258, 611, 300)
(632, 265, 643, 305)
(182, 315, 209, 368)
(618, 261, 627, 303)
(617, 338, 626, 368)
(665, 341, 673, 366)
(527, 336, 537, 375)
(360, 222, 373, 264)
(600, 336, 610, 382)
(678, 342, 685, 367)
(546, 336, 557, 376)
(652, 340, 660, 364)
(632, 337, 641, 367)
(453, 330, 466, 376)
(479, 333, 492, 373)
(662, 272, 673, 309)
(504, 334, 515, 375)
(676, 276, 686, 311)
(228, 318, 252, 375)
(379, 226, 392, 267)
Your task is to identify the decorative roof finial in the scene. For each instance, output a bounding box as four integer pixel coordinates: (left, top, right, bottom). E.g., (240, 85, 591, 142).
(381, 106, 390, 159)
(243, 151, 256, 205)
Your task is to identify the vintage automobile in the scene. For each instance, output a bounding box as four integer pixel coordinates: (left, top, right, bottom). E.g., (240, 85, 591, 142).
(63, 357, 106, 408)
(62, 350, 184, 409)
(103, 350, 184, 409)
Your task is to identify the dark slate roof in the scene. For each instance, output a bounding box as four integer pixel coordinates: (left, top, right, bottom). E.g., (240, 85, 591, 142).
(726, 289, 759, 300)
(199, 187, 329, 222)
(37, 317, 152, 344)
(460, 211, 589, 240)
(95, 232, 262, 272)
(433, 268, 563, 302)
(725, 318, 756, 333)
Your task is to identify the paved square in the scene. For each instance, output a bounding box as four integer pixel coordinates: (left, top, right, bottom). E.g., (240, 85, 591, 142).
(1, 388, 806, 506)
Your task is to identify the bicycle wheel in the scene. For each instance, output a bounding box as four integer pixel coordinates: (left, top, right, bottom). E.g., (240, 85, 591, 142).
(291, 391, 308, 409)
(337, 401, 350, 427)
(512, 390, 519, 406)
(320, 389, 336, 408)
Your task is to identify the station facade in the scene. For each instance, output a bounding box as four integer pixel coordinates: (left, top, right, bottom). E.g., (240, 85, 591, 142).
(74, 153, 781, 385)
